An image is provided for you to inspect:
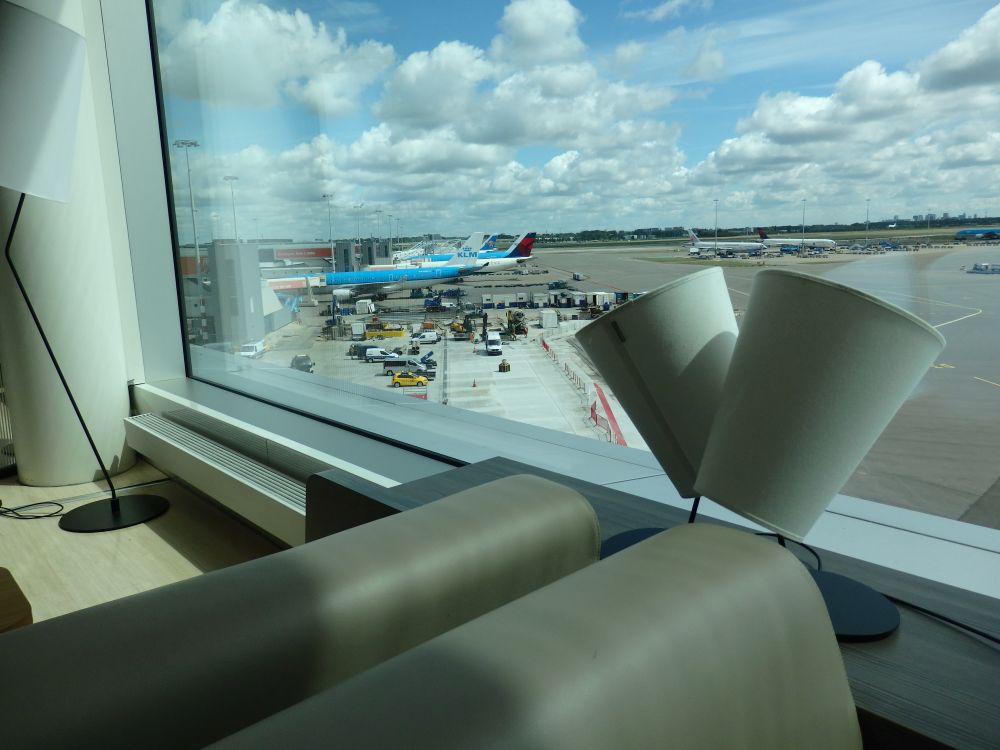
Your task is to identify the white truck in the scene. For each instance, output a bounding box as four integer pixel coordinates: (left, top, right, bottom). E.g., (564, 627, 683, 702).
(412, 330, 440, 344)
(485, 330, 503, 356)
(238, 340, 265, 358)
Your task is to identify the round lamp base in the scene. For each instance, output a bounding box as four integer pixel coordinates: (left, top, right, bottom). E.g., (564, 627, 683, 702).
(810, 569, 900, 642)
(58, 494, 169, 533)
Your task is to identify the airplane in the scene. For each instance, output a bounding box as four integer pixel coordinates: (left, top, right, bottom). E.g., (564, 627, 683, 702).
(372, 232, 536, 273)
(421, 232, 536, 272)
(955, 228, 1000, 241)
(268, 264, 476, 300)
(371, 233, 490, 270)
(686, 229, 766, 257)
(755, 229, 837, 251)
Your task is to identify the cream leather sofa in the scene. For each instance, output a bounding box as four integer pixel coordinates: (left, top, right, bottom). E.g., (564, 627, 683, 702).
(2, 475, 600, 750)
(210, 523, 863, 750)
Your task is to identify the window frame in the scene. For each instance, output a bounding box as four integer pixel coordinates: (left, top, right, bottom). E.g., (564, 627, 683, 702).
(105, 1, 999, 600)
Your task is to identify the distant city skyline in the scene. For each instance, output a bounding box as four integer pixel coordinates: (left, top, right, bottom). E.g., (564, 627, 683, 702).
(155, 0, 1000, 243)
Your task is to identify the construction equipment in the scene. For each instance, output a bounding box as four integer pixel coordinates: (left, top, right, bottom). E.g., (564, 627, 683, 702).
(506, 309, 528, 336)
(450, 312, 485, 336)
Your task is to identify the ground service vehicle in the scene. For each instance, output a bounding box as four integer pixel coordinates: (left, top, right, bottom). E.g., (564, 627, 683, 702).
(485, 331, 503, 355)
(412, 330, 440, 344)
(365, 347, 400, 362)
(238, 340, 265, 358)
(423, 297, 457, 313)
(383, 359, 435, 378)
(391, 371, 429, 387)
(290, 355, 315, 373)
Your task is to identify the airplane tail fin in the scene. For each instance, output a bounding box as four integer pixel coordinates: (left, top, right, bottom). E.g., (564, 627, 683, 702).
(686, 228, 699, 242)
(458, 232, 486, 254)
(756, 228, 769, 240)
(479, 234, 498, 252)
(504, 232, 536, 258)
(445, 232, 486, 266)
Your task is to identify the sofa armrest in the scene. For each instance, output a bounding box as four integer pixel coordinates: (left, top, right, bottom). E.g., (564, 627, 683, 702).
(211, 524, 862, 750)
(2, 474, 599, 750)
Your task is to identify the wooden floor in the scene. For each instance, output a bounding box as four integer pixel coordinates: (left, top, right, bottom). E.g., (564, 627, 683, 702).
(0, 460, 283, 623)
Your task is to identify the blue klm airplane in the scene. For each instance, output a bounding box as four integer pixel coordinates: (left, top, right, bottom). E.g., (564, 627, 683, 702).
(320, 264, 475, 300)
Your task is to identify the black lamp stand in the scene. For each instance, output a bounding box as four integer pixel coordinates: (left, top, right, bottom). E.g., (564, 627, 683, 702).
(4, 192, 168, 532)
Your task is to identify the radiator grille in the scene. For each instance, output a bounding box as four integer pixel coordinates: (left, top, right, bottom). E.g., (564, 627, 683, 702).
(125, 413, 306, 545)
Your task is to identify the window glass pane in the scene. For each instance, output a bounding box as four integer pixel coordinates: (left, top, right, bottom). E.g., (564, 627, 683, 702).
(150, 1, 1000, 533)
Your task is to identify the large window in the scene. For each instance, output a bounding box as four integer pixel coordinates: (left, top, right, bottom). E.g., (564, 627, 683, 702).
(149, 0, 1000, 534)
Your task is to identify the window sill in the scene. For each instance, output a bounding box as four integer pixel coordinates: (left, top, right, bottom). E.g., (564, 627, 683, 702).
(133, 370, 1000, 601)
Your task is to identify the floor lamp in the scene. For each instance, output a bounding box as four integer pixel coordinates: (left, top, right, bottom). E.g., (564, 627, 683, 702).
(578, 267, 944, 641)
(694, 270, 944, 640)
(0, 1, 168, 532)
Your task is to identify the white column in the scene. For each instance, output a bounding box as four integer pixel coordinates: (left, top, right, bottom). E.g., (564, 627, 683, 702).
(0, 1, 135, 486)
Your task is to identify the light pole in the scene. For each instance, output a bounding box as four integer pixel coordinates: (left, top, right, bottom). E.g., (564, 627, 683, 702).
(801, 198, 806, 253)
(223, 175, 239, 241)
(354, 202, 364, 267)
(713, 198, 719, 253)
(374, 208, 383, 257)
(173, 139, 200, 276)
(865, 197, 870, 247)
(387, 213, 393, 256)
(322, 193, 334, 244)
(927, 209, 931, 231)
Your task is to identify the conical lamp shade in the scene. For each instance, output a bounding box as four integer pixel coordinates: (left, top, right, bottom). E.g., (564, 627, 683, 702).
(695, 270, 945, 540)
(576, 268, 738, 497)
(0, 1, 86, 202)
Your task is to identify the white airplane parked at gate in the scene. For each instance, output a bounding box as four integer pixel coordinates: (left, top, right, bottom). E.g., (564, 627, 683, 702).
(370, 232, 535, 274)
(686, 229, 766, 256)
(756, 228, 837, 250)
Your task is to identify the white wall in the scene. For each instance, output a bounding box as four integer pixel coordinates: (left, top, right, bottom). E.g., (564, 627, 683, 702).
(0, 1, 138, 485)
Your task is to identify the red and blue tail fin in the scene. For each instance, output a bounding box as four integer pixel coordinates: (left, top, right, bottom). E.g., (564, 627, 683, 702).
(504, 232, 536, 258)
(756, 228, 769, 240)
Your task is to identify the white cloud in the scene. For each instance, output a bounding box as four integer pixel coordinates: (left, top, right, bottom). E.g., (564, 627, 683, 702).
(375, 42, 494, 130)
(688, 6, 1000, 222)
(165, 0, 1000, 235)
(683, 29, 725, 81)
(613, 40, 647, 68)
(158, 0, 393, 116)
(489, 0, 586, 65)
(625, 0, 713, 22)
(919, 4, 1000, 90)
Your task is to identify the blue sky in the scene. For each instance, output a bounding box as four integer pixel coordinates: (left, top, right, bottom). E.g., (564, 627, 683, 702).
(153, 0, 1000, 240)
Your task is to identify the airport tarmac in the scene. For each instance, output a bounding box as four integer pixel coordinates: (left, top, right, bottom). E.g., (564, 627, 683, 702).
(532, 242, 1000, 530)
(261, 241, 1000, 531)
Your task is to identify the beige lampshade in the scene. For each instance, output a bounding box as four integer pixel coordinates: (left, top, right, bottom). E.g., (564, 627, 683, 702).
(0, 1, 85, 202)
(575, 268, 738, 497)
(695, 269, 945, 540)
